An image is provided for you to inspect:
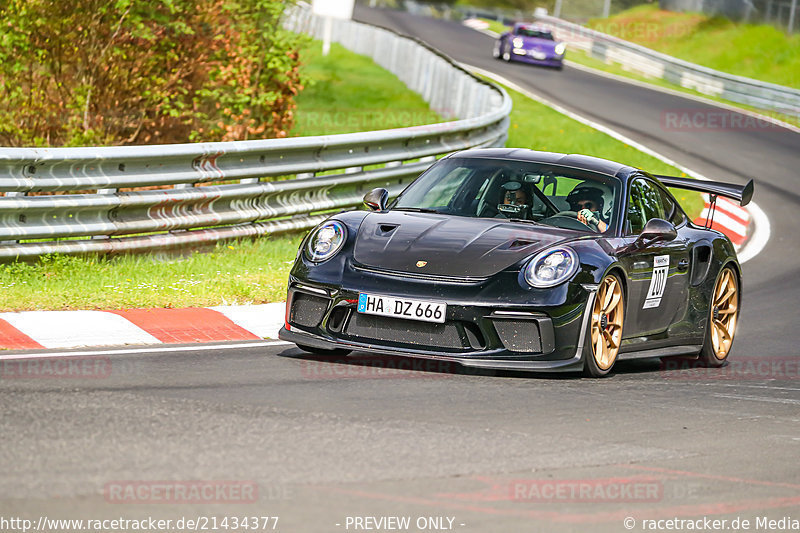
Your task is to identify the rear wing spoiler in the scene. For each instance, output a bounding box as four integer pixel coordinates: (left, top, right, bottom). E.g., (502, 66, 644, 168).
(654, 175, 754, 207)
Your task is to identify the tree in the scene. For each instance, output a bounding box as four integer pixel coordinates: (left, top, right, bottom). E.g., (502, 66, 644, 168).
(0, 0, 306, 146)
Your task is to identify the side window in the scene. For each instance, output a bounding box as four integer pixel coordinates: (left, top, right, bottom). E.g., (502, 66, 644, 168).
(657, 186, 685, 226)
(627, 179, 665, 234)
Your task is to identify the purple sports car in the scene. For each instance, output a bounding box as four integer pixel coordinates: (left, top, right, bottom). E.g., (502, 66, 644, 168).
(493, 23, 565, 69)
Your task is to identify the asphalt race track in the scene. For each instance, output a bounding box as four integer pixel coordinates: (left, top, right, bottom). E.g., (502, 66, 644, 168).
(2, 8, 800, 532)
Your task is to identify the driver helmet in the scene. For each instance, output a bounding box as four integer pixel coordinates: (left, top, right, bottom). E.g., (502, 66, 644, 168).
(497, 181, 530, 218)
(502, 181, 527, 204)
(567, 184, 605, 217)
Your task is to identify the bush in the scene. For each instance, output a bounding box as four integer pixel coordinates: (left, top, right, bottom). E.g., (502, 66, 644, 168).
(0, 0, 306, 147)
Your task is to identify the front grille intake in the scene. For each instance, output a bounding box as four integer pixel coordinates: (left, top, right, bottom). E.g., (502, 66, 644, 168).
(289, 292, 329, 328)
(344, 313, 464, 349)
(493, 319, 542, 353)
(490, 312, 555, 354)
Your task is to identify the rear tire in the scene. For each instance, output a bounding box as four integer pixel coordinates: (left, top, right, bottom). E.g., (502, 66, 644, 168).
(502, 46, 511, 62)
(698, 265, 739, 367)
(295, 343, 351, 356)
(583, 273, 625, 378)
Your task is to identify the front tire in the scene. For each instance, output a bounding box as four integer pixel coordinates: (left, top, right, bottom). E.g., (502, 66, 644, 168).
(492, 40, 501, 59)
(502, 45, 511, 62)
(584, 273, 625, 377)
(295, 343, 351, 356)
(698, 266, 739, 367)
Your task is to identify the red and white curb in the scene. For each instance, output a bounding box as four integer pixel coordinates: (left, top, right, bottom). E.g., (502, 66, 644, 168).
(0, 303, 287, 352)
(694, 193, 751, 249)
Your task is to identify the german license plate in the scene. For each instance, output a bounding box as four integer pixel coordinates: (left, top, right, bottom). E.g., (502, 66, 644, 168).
(357, 293, 446, 324)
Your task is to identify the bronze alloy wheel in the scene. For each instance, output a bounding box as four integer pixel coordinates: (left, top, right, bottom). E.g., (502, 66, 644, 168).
(586, 274, 624, 376)
(708, 267, 739, 362)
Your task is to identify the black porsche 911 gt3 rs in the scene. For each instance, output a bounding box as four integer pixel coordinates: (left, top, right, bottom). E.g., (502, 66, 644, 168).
(279, 149, 753, 377)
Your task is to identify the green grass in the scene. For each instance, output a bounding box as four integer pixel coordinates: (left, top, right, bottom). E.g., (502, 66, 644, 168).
(0, 236, 303, 311)
(480, 18, 510, 35)
(586, 5, 800, 89)
(291, 41, 441, 136)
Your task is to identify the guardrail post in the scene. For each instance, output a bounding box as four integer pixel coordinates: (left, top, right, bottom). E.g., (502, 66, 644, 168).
(91, 188, 117, 240)
(1, 192, 24, 245)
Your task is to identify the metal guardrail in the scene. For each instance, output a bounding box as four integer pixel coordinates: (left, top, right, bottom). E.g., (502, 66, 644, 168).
(535, 14, 800, 119)
(0, 6, 511, 261)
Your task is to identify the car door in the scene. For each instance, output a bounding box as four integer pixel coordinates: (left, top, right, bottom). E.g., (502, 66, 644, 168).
(619, 178, 691, 337)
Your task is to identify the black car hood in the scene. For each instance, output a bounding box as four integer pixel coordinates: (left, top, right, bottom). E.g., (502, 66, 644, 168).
(352, 211, 579, 278)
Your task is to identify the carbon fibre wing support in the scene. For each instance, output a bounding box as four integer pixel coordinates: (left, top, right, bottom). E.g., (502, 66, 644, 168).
(654, 175, 754, 207)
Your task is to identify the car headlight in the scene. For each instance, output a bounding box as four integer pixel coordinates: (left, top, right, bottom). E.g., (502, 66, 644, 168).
(523, 247, 578, 288)
(304, 221, 346, 262)
(555, 42, 566, 55)
(513, 37, 524, 48)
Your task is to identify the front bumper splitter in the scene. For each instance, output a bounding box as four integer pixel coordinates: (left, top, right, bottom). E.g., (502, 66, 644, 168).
(279, 327, 585, 373)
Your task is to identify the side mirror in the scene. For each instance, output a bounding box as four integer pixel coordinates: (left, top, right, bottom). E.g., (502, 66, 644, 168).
(635, 218, 677, 247)
(363, 188, 389, 212)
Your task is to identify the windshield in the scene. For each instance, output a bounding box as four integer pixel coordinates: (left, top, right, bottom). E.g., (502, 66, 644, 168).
(393, 157, 620, 233)
(516, 27, 554, 40)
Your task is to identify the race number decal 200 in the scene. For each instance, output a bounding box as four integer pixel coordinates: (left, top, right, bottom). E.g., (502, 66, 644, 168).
(643, 255, 669, 309)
